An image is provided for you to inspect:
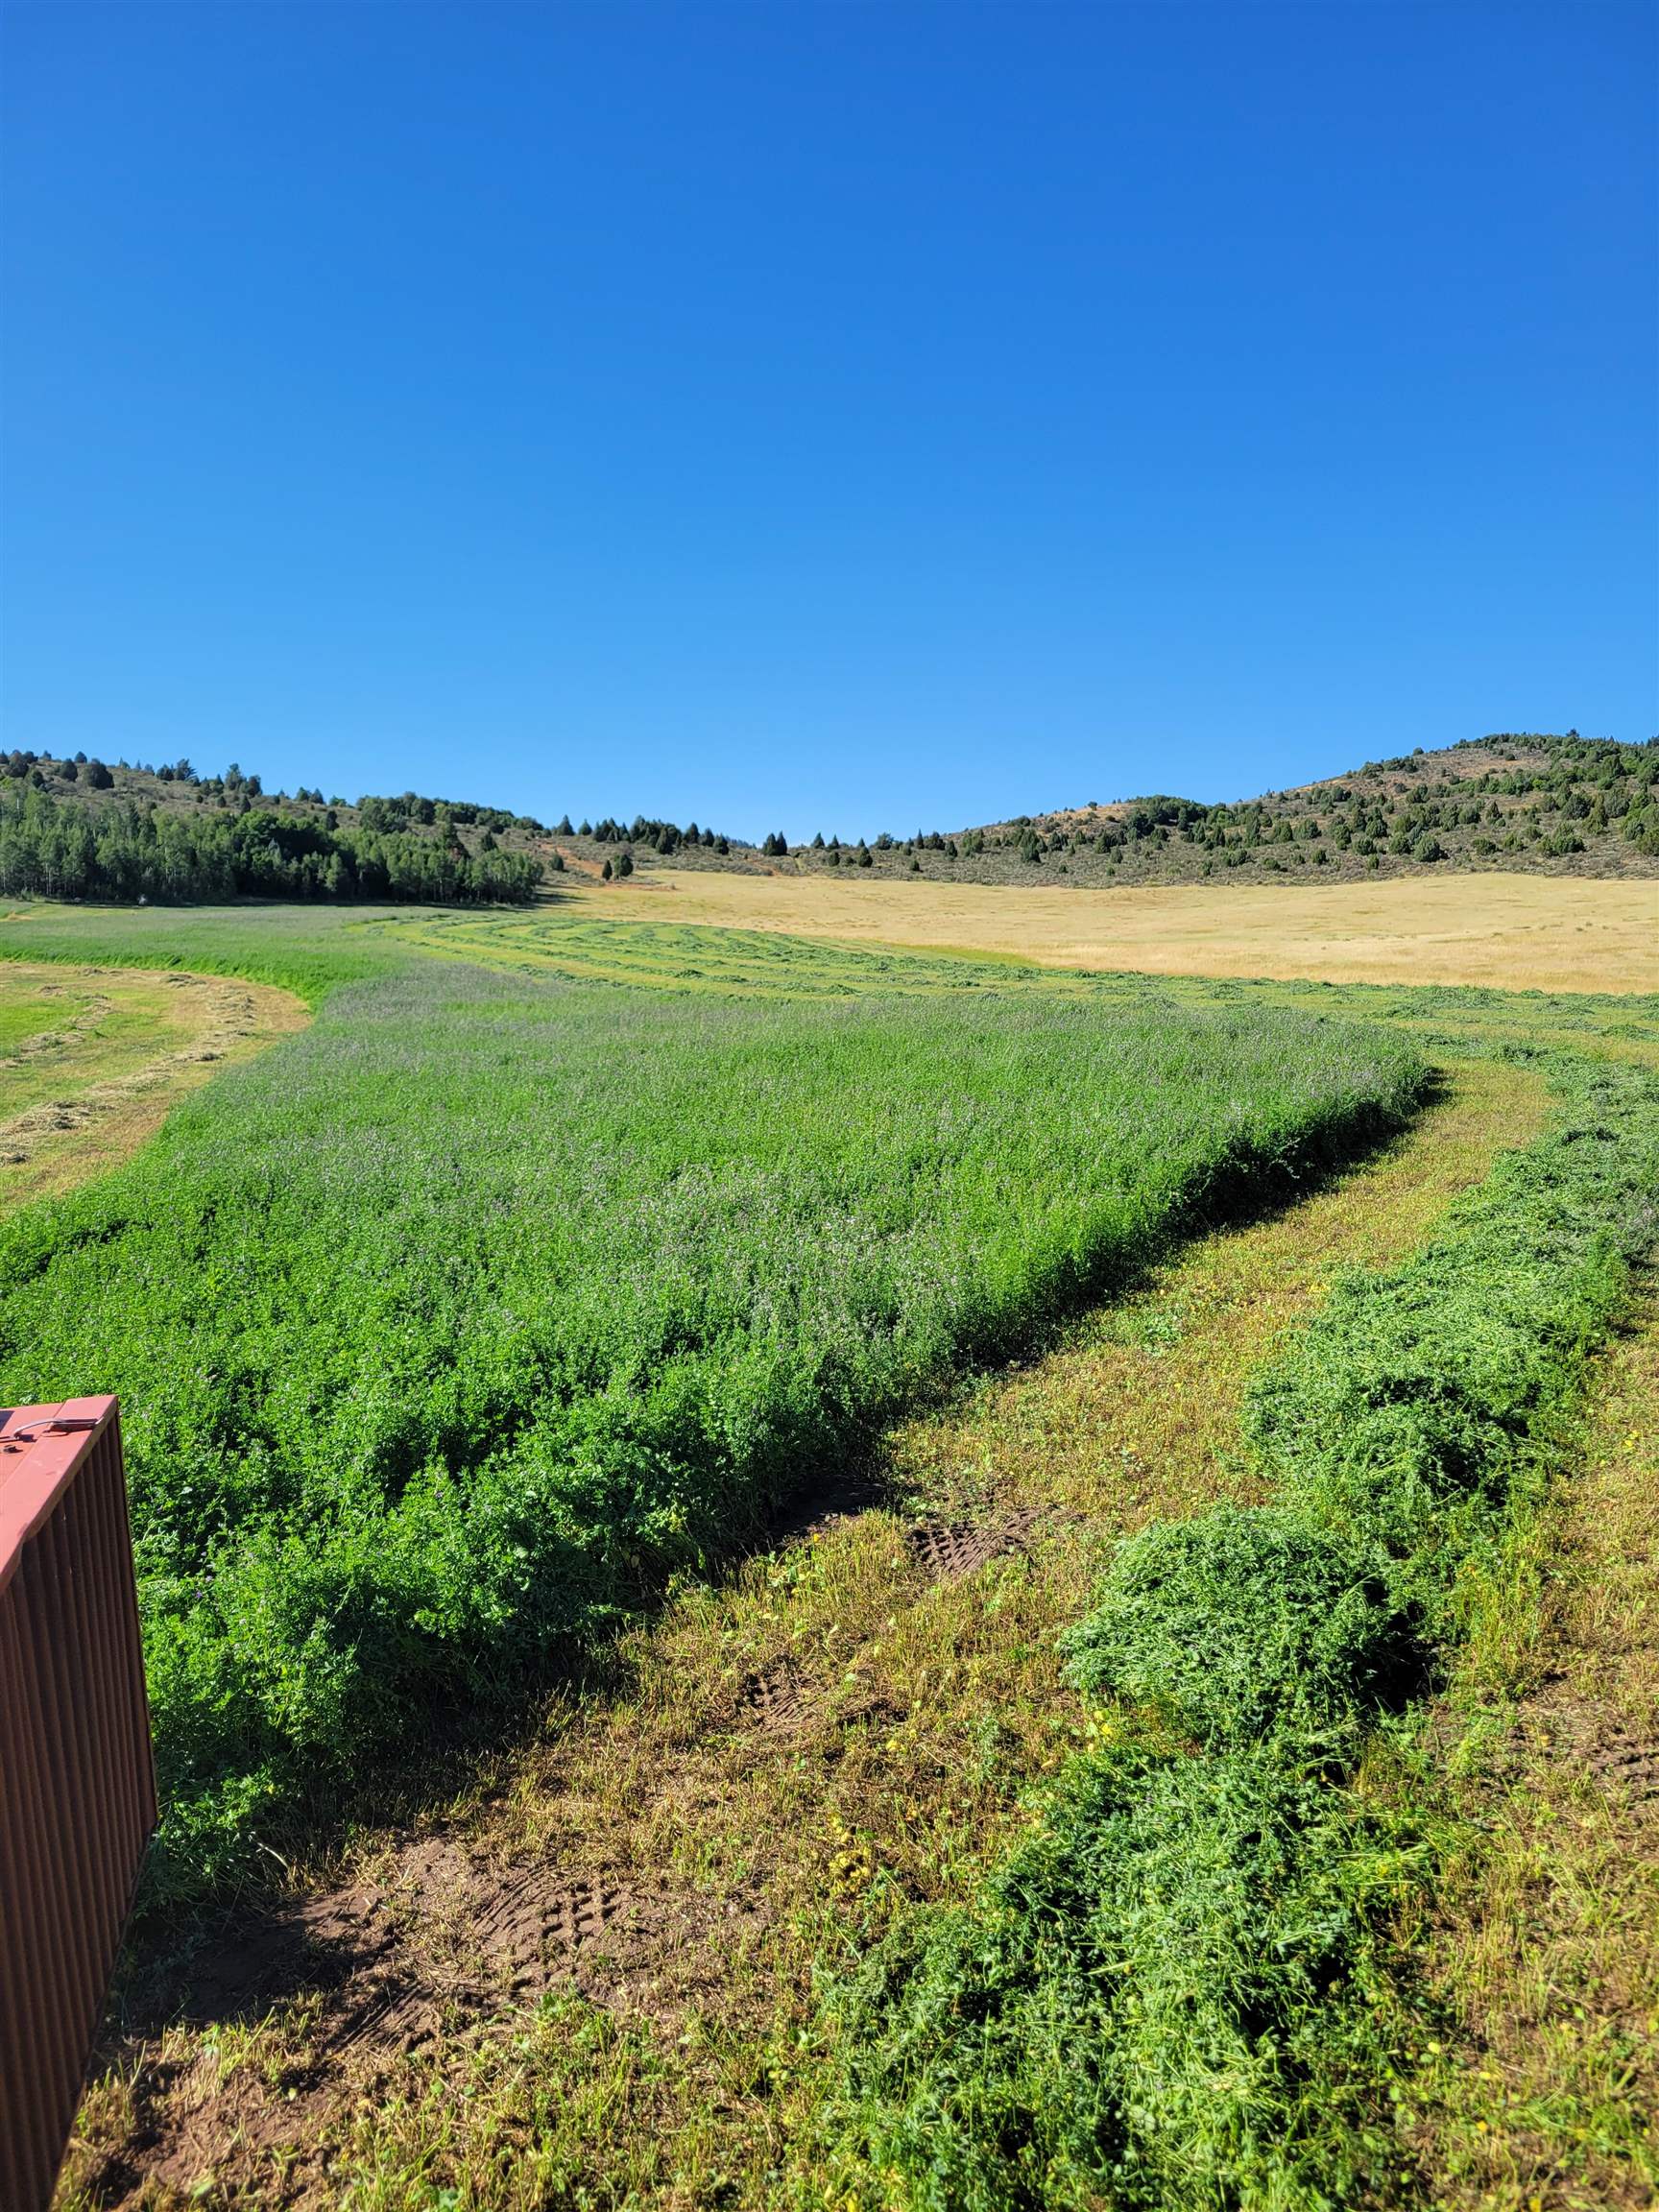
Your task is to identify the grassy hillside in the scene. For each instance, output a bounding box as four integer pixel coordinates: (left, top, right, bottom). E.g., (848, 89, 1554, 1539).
(784, 733, 1659, 886)
(4, 732, 1653, 908)
(0, 746, 760, 893)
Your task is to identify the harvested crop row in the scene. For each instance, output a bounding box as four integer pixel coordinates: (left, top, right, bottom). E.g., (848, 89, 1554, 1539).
(0, 946, 1423, 1901)
(822, 1052, 1659, 2211)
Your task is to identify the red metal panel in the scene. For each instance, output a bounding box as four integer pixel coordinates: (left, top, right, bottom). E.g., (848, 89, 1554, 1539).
(0, 1397, 156, 2212)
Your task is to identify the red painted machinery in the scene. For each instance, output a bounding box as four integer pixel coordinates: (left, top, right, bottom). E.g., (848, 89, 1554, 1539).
(0, 1397, 156, 2212)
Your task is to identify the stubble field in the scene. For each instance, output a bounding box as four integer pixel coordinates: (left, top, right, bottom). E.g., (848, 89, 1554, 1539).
(604, 865, 1659, 994)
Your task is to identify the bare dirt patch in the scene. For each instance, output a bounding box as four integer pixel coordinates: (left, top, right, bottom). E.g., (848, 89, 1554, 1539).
(904, 1507, 1043, 1580)
(76, 1825, 770, 2206)
(735, 1658, 812, 1737)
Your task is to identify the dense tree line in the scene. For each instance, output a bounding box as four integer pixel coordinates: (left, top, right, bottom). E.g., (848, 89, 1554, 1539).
(563, 812, 733, 856)
(2, 750, 552, 843)
(0, 785, 541, 904)
(356, 790, 545, 838)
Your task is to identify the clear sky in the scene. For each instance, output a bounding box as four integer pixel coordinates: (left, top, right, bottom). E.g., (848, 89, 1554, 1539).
(3, 2, 1653, 839)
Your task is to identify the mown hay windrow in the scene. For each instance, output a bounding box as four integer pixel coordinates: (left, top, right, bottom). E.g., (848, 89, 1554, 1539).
(823, 1054, 1659, 2211)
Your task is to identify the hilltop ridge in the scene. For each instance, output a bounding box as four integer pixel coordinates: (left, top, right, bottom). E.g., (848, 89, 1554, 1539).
(784, 733, 1659, 887)
(0, 732, 1651, 905)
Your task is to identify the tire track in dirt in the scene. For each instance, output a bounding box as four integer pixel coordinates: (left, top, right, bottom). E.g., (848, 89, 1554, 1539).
(904, 1506, 1044, 1581)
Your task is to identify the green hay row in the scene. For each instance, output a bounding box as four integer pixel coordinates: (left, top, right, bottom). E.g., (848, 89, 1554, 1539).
(821, 1051, 1659, 2211)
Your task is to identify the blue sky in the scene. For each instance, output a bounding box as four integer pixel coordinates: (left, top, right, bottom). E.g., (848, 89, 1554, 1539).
(3, 2, 1653, 839)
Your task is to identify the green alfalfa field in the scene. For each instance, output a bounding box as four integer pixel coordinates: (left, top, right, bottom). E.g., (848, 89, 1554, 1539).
(0, 896, 1652, 2211)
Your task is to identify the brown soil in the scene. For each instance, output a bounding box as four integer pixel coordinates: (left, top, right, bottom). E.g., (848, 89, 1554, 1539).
(72, 1489, 1046, 2207)
(905, 1506, 1043, 1580)
(84, 1808, 780, 2207)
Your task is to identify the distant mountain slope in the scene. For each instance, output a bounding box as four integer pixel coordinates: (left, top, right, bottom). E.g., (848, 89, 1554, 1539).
(0, 752, 759, 903)
(0, 732, 1651, 905)
(782, 734, 1659, 887)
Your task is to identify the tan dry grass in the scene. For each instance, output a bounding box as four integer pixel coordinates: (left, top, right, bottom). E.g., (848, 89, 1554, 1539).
(600, 868, 1659, 994)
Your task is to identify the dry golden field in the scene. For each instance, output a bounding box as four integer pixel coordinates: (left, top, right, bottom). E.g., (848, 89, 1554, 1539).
(605, 868, 1658, 994)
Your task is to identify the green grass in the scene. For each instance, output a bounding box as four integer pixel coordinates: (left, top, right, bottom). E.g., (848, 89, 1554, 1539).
(0, 898, 423, 998)
(380, 908, 1047, 996)
(0, 902, 1425, 1901)
(0, 898, 1053, 1004)
(0, 984, 88, 1055)
(1395, 1276, 1659, 2209)
(7, 897, 1655, 2206)
(6, 896, 1656, 1052)
(820, 1051, 1659, 2211)
(0, 965, 234, 1126)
